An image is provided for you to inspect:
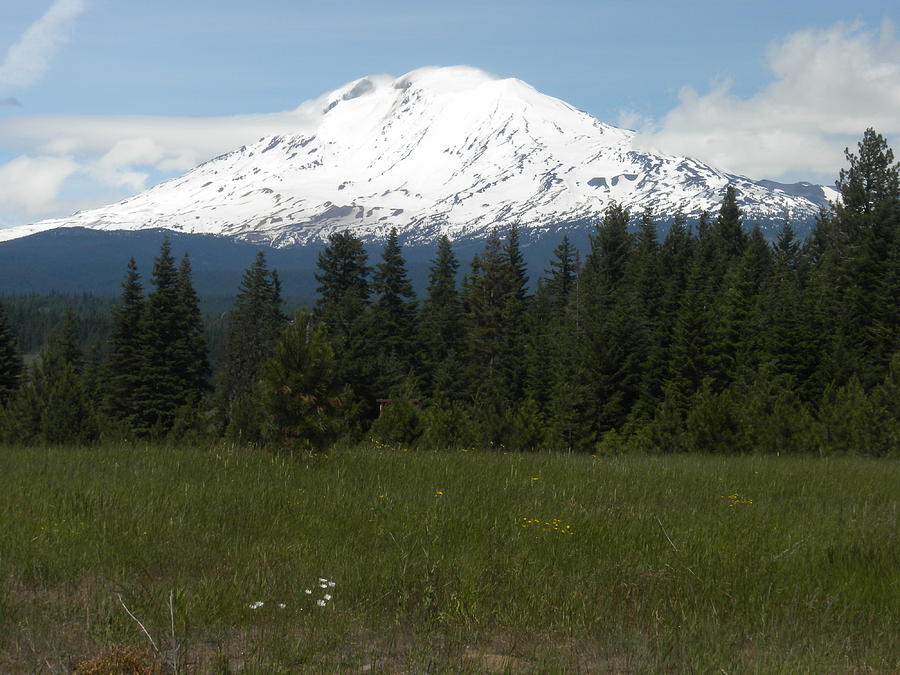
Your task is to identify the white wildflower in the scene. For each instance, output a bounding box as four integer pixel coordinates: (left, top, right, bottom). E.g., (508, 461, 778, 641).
(248, 601, 264, 610)
(304, 589, 312, 594)
(323, 593, 332, 601)
(316, 599, 326, 607)
(277, 603, 286, 609)
(327, 581, 336, 587)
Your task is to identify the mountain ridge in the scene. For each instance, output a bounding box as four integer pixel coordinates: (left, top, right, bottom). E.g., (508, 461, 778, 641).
(0, 66, 836, 246)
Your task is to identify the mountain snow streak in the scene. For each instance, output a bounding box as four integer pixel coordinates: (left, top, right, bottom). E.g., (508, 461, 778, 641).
(1, 66, 835, 246)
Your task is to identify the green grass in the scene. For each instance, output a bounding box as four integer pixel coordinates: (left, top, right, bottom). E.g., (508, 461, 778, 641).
(0, 444, 897, 673)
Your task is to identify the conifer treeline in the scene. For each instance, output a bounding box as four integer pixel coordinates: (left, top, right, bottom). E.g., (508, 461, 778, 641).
(0, 129, 896, 453)
(0, 239, 210, 442)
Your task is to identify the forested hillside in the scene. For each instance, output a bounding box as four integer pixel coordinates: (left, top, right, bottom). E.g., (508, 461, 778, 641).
(0, 130, 896, 453)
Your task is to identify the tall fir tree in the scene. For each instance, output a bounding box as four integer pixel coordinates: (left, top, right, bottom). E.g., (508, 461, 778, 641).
(526, 236, 581, 406)
(579, 203, 642, 432)
(826, 129, 899, 387)
(313, 230, 375, 425)
(419, 235, 463, 401)
(543, 235, 579, 312)
(371, 228, 418, 394)
(760, 221, 817, 392)
(805, 130, 899, 389)
(141, 238, 210, 436)
(708, 226, 772, 388)
(461, 232, 507, 390)
(219, 251, 287, 436)
(628, 209, 666, 419)
(497, 224, 530, 402)
(665, 258, 714, 410)
(713, 184, 747, 264)
(175, 253, 212, 399)
(104, 258, 147, 433)
(0, 299, 22, 405)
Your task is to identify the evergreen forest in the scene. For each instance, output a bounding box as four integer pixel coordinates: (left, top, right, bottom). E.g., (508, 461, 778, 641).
(0, 129, 897, 455)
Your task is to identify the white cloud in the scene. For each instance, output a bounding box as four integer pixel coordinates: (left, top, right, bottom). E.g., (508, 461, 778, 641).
(1, 108, 322, 168)
(0, 0, 87, 88)
(633, 21, 900, 182)
(0, 98, 330, 225)
(0, 154, 80, 217)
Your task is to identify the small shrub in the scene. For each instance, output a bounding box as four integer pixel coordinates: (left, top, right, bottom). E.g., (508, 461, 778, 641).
(76, 644, 159, 675)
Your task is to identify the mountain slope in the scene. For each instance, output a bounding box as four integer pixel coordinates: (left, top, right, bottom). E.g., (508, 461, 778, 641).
(0, 67, 835, 246)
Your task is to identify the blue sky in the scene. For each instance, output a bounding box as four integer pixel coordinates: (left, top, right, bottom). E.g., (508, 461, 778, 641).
(0, 0, 897, 227)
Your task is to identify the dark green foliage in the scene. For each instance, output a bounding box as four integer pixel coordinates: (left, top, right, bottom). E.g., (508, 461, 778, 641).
(1, 129, 895, 457)
(1, 310, 98, 445)
(707, 226, 771, 387)
(416, 401, 479, 450)
(39, 364, 97, 445)
(260, 309, 342, 451)
(818, 129, 900, 387)
(461, 234, 506, 386)
(141, 238, 185, 434)
(460, 227, 531, 403)
(505, 397, 546, 451)
(314, 230, 375, 426)
(0, 299, 22, 404)
(419, 235, 463, 400)
(760, 222, 817, 391)
(138, 240, 210, 437)
(219, 251, 287, 439)
(371, 228, 418, 394)
(175, 254, 212, 398)
(544, 235, 579, 310)
(713, 184, 746, 262)
(103, 258, 146, 431)
(579, 203, 642, 432)
(368, 379, 423, 447)
(314, 230, 371, 311)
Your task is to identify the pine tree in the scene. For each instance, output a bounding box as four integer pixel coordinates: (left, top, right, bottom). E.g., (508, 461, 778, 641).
(812, 130, 899, 388)
(760, 222, 816, 392)
(666, 259, 714, 409)
(7, 310, 97, 445)
(713, 184, 746, 263)
(260, 309, 342, 451)
(141, 238, 181, 434)
(707, 226, 771, 387)
(579, 203, 641, 432)
(175, 253, 211, 398)
(104, 258, 147, 433)
(461, 227, 531, 404)
(313, 230, 374, 424)
(461, 232, 507, 391)
(220, 251, 287, 437)
(497, 224, 530, 401)
(503, 224, 529, 305)
(654, 213, 694, 358)
(419, 235, 463, 400)
(543, 235, 579, 312)
(0, 299, 22, 405)
(315, 230, 371, 313)
(140, 238, 209, 436)
(371, 228, 418, 393)
(629, 209, 665, 419)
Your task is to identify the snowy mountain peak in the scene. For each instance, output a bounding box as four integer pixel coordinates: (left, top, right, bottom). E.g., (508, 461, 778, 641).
(1, 66, 832, 246)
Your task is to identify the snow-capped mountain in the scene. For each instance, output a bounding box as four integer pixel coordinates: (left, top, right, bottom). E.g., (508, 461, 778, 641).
(0, 67, 836, 246)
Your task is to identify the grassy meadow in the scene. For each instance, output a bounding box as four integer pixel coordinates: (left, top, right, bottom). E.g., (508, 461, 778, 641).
(0, 443, 896, 673)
